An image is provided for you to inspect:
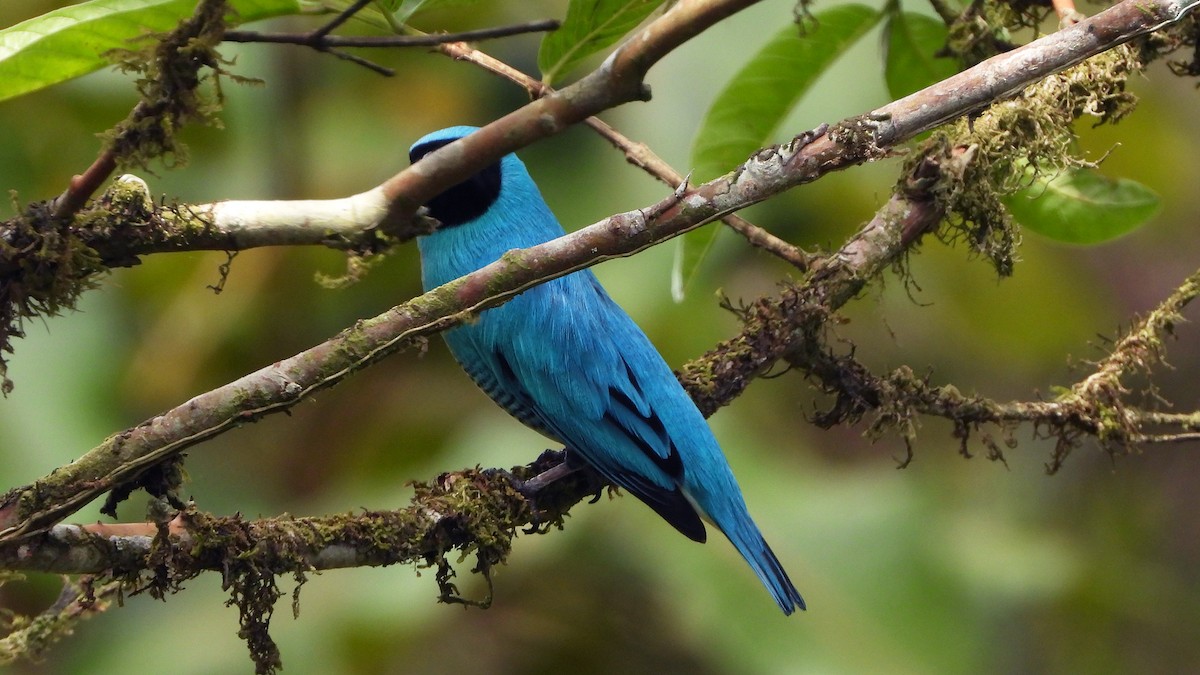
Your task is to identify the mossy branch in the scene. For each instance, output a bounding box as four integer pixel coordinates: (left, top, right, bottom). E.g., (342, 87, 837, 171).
(0, 575, 120, 666)
(0, 455, 604, 673)
(783, 262, 1200, 471)
(0, 0, 240, 394)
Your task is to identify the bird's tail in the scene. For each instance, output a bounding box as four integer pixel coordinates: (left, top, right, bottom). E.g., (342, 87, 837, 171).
(719, 511, 806, 615)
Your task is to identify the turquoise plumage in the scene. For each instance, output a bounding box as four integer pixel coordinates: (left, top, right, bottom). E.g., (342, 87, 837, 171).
(411, 126, 804, 614)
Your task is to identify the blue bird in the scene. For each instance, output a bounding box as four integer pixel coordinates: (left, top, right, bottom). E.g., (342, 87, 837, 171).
(410, 126, 805, 615)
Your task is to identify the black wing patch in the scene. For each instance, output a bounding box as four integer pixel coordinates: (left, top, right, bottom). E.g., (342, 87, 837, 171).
(603, 386, 683, 479)
(598, 359, 702, 541)
(614, 469, 707, 543)
(602, 360, 684, 479)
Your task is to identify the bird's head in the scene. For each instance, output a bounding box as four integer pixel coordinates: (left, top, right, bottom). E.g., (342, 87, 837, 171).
(408, 126, 506, 229)
(409, 126, 565, 280)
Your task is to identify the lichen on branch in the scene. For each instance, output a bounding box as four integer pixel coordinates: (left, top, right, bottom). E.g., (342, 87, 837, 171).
(912, 45, 1141, 276)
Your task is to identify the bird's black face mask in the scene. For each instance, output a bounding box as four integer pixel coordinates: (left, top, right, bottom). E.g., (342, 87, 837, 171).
(409, 138, 502, 227)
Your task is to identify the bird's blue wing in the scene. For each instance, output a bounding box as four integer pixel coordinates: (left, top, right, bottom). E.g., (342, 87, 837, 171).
(443, 327, 560, 440)
(468, 274, 707, 542)
(587, 357, 708, 542)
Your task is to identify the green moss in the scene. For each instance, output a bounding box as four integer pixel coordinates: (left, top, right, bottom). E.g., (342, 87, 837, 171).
(0, 203, 103, 393)
(101, 0, 259, 173)
(904, 46, 1141, 277)
(56, 459, 604, 674)
(0, 577, 118, 666)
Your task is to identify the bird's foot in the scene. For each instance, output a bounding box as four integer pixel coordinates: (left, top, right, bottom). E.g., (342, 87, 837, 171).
(518, 459, 580, 496)
(509, 450, 579, 534)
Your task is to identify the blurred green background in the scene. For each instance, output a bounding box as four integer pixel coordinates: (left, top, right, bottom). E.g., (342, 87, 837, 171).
(3, 1, 1200, 673)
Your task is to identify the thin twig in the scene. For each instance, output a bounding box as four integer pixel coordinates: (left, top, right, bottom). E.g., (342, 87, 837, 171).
(51, 149, 118, 219)
(311, 0, 371, 39)
(223, 20, 562, 48)
(1051, 0, 1085, 25)
(436, 40, 816, 270)
(926, 0, 961, 25)
(224, 17, 563, 77)
(1131, 432, 1200, 443)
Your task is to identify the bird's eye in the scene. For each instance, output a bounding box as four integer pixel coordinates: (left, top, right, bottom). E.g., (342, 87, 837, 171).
(409, 138, 503, 227)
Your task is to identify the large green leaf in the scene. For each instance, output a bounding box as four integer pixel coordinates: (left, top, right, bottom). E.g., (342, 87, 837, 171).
(883, 10, 957, 100)
(538, 0, 666, 85)
(0, 0, 302, 103)
(1003, 167, 1160, 244)
(676, 4, 882, 299)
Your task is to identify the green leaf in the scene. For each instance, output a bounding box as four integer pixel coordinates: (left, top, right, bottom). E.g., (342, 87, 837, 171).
(0, 0, 302, 103)
(883, 10, 958, 100)
(538, 0, 666, 85)
(1002, 167, 1160, 244)
(676, 4, 882, 300)
(389, 0, 485, 23)
(391, 0, 427, 22)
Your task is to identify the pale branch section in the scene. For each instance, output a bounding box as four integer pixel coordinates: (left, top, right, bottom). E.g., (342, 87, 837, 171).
(40, 177, 408, 268)
(2, 0, 1198, 548)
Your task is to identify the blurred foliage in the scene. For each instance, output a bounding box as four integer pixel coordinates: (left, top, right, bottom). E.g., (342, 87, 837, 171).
(2, 0, 1200, 673)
